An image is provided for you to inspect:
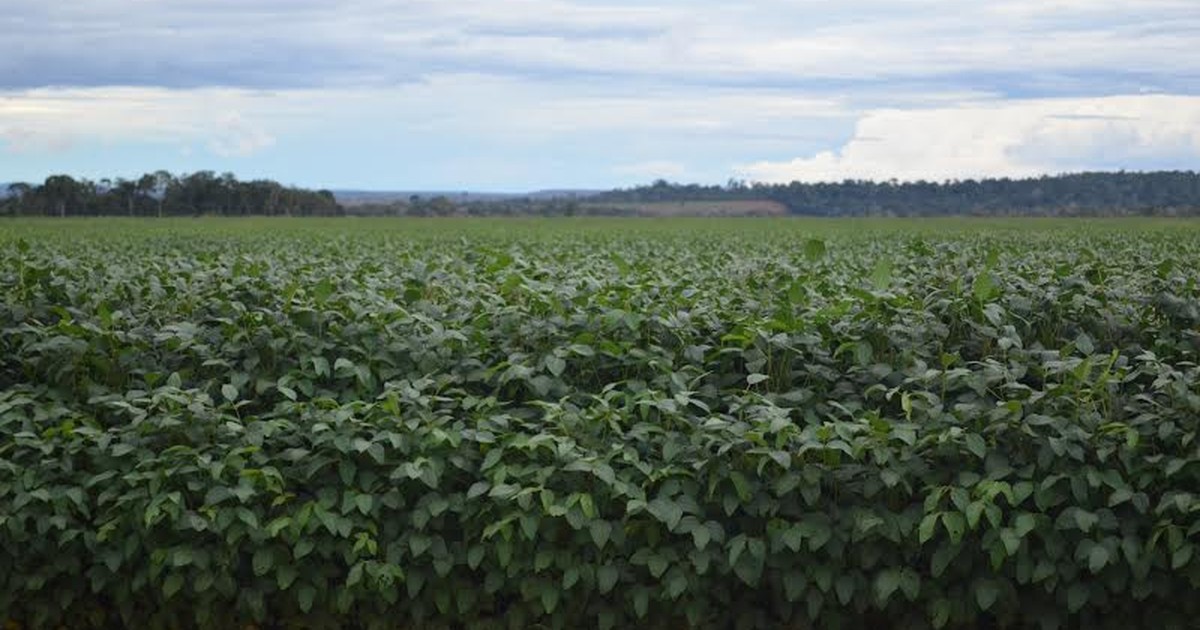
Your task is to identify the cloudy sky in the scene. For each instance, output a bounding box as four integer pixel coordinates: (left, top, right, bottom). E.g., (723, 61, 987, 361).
(2, 1, 1199, 190)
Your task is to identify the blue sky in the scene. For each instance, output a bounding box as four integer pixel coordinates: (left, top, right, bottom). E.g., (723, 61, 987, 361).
(2, 0, 1199, 191)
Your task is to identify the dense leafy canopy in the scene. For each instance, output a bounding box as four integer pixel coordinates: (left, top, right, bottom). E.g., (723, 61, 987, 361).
(1, 218, 1198, 629)
(3, 172, 342, 218)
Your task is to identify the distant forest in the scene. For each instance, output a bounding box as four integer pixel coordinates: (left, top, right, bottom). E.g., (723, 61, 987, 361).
(4, 170, 1200, 217)
(1, 171, 341, 217)
(593, 171, 1200, 217)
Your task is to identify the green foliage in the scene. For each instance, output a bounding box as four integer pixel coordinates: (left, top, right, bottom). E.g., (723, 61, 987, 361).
(1, 218, 1199, 629)
(594, 170, 1200, 217)
(3, 171, 342, 218)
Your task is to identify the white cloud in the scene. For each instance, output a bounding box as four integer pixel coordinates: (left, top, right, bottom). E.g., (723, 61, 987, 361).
(0, 127, 75, 153)
(208, 113, 275, 157)
(735, 95, 1200, 183)
(613, 160, 688, 180)
(0, 87, 298, 157)
(0, 78, 854, 156)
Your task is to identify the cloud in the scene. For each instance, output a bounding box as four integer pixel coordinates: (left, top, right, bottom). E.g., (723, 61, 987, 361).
(0, 87, 291, 157)
(1, 0, 1198, 98)
(613, 160, 688, 180)
(208, 114, 275, 157)
(0, 128, 75, 153)
(4, 1, 1200, 189)
(735, 95, 1200, 183)
(0, 78, 852, 155)
(0, 77, 862, 187)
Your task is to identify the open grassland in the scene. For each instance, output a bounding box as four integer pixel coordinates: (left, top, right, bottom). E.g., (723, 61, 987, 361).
(2, 218, 1199, 629)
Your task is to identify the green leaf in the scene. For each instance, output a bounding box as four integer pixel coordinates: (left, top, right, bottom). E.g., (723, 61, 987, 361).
(729, 472, 752, 502)
(964, 434, 986, 459)
(1171, 544, 1193, 569)
(221, 383, 238, 402)
(297, 584, 317, 613)
(1073, 509, 1099, 533)
(1067, 583, 1090, 612)
(835, 575, 854, 605)
(899, 568, 921, 600)
(965, 502, 985, 529)
(294, 539, 315, 560)
(589, 520, 613, 549)
(931, 544, 956, 578)
(1087, 545, 1110, 573)
(972, 272, 996, 302)
(346, 563, 364, 588)
(875, 569, 900, 604)
(647, 554, 669, 578)
(943, 512, 966, 544)
(975, 579, 1000, 611)
(313, 277, 335, 303)
(276, 564, 299, 590)
(597, 565, 619, 594)
(1014, 513, 1037, 539)
(541, 585, 559, 614)
(253, 548, 274, 576)
(467, 481, 491, 499)
(853, 341, 873, 366)
(563, 566, 580, 589)
(647, 498, 684, 530)
(746, 373, 769, 386)
(312, 356, 330, 378)
(919, 513, 940, 543)
(666, 571, 688, 599)
(870, 259, 893, 289)
(782, 525, 804, 552)
(162, 573, 184, 599)
(803, 238, 826, 261)
(467, 545, 485, 569)
(633, 588, 649, 618)
(1000, 528, 1020, 556)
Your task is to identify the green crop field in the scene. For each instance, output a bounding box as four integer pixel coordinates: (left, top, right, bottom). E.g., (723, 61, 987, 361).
(1, 218, 1198, 629)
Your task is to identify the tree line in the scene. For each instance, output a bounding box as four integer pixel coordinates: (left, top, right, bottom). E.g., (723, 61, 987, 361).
(7, 170, 1200, 217)
(594, 171, 1200, 216)
(2, 171, 342, 217)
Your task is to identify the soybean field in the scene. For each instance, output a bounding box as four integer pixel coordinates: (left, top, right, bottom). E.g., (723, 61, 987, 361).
(1, 218, 1198, 629)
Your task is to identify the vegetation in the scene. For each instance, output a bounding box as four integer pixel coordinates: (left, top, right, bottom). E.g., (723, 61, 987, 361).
(1, 218, 1199, 629)
(2, 172, 342, 217)
(11, 169, 1196, 218)
(596, 171, 1200, 217)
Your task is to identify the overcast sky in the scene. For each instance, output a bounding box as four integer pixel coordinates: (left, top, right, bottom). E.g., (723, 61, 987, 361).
(2, 0, 1199, 190)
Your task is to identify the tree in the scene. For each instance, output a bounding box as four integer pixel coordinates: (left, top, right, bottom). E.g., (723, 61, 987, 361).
(41, 175, 84, 218)
(6, 182, 32, 216)
(147, 170, 174, 217)
(113, 178, 140, 216)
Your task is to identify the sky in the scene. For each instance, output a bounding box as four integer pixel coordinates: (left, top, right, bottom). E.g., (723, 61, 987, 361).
(2, 0, 1199, 191)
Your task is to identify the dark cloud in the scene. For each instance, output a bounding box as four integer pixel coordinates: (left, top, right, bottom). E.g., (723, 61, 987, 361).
(1, 0, 1198, 100)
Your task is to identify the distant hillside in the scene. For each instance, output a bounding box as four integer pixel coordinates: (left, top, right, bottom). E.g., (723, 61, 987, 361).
(582, 199, 787, 217)
(334, 189, 602, 206)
